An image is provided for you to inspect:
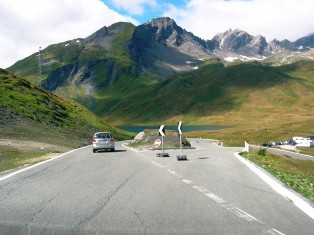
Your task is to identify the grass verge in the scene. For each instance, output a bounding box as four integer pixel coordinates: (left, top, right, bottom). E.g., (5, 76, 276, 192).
(240, 150, 314, 202)
(0, 146, 64, 172)
(297, 147, 314, 157)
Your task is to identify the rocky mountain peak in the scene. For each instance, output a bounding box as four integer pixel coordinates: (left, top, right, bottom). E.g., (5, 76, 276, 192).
(140, 17, 183, 46)
(146, 17, 177, 28)
(213, 29, 252, 50)
(295, 33, 314, 48)
(212, 29, 269, 56)
(84, 22, 134, 49)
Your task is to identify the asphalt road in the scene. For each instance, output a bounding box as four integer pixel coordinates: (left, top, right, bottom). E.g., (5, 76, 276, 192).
(249, 144, 314, 162)
(0, 140, 313, 235)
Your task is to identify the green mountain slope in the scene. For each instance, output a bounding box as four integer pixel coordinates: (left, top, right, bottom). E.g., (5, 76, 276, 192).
(0, 69, 133, 145)
(84, 58, 313, 145)
(8, 22, 137, 109)
(94, 59, 314, 124)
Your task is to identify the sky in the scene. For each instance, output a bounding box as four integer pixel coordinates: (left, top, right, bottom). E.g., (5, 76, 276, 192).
(1, 0, 313, 68)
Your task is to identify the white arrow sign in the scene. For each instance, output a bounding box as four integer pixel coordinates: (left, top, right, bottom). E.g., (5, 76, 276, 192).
(159, 125, 165, 136)
(178, 121, 183, 135)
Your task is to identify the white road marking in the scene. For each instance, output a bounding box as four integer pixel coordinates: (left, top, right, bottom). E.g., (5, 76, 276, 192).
(151, 160, 285, 235)
(167, 169, 177, 175)
(122, 143, 146, 152)
(182, 179, 193, 184)
(0, 145, 90, 182)
(192, 185, 208, 193)
(205, 193, 226, 204)
(226, 207, 261, 222)
(263, 229, 286, 235)
(234, 152, 314, 220)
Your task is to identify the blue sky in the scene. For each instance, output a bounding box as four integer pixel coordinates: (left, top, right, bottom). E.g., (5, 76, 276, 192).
(101, 0, 188, 24)
(1, 0, 314, 68)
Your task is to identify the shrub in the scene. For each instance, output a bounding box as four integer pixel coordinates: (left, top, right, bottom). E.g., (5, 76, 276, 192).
(258, 148, 267, 156)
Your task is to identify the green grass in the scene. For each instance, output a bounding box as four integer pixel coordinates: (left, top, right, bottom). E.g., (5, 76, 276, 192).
(240, 151, 314, 202)
(93, 59, 314, 129)
(0, 145, 62, 172)
(0, 69, 134, 140)
(0, 69, 135, 172)
(297, 147, 314, 157)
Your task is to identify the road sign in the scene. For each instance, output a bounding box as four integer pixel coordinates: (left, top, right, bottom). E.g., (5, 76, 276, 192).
(177, 121, 187, 160)
(178, 121, 183, 135)
(159, 125, 165, 136)
(154, 139, 161, 147)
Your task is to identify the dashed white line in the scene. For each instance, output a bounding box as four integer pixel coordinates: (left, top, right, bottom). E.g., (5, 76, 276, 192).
(264, 229, 286, 235)
(205, 193, 226, 204)
(192, 185, 208, 193)
(182, 179, 193, 184)
(167, 169, 177, 175)
(151, 160, 285, 235)
(226, 207, 261, 222)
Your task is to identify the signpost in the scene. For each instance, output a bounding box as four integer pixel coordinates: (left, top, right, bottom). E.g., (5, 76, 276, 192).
(177, 121, 187, 161)
(156, 125, 169, 157)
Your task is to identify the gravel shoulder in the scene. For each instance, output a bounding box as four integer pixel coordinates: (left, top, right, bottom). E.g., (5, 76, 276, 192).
(0, 138, 73, 172)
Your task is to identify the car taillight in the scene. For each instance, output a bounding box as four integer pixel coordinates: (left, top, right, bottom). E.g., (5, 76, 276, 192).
(110, 138, 114, 142)
(93, 138, 96, 142)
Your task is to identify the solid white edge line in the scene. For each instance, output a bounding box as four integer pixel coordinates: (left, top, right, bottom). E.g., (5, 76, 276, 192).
(234, 152, 314, 220)
(121, 143, 144, 153)
(0, 145, 91, 182)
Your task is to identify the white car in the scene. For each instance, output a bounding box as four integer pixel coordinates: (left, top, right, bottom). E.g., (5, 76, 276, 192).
(92, 132, 115, 153)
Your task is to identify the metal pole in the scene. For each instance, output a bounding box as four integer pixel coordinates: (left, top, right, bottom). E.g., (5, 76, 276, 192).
(162, 135, 164, 154)
(180, 134, 182, 155)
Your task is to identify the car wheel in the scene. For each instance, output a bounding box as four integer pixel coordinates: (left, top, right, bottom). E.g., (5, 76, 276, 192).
(93, 149, 96, 153)
(111, 148, 115, 152)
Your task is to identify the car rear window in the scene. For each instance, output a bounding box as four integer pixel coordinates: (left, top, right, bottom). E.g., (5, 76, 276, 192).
(95, 133, 112, 139)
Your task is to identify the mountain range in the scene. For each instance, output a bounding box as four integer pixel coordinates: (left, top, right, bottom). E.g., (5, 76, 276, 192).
(8, 17, 314, 80)
(6, 17, 314, 142)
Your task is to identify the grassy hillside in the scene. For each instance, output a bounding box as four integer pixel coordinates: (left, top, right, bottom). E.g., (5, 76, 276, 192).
(90, 59, 314, 145)
(0, 69, 134, 171)
(0, 68, 134, 142)
(8, 22, 136, 86)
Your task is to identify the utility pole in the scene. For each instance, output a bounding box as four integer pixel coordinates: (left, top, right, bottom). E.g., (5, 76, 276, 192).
(38, 46, 42, 80)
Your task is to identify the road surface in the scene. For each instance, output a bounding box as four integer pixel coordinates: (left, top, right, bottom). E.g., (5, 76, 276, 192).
(0, 140, 313, 234)
(249, 144, 314, 162)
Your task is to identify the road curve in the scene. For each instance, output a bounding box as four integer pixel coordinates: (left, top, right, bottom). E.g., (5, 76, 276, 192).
(0, 140, 313, 235)
(249, 144, 314, 162)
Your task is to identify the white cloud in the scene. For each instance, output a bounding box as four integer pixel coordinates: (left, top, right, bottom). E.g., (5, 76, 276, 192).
(0, 0, 138, 68)
(109, 0, 157, 15)
(2, 0, 314, 69)
(164, 0, 314, 42)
